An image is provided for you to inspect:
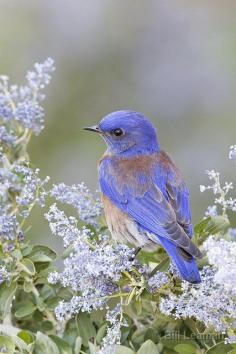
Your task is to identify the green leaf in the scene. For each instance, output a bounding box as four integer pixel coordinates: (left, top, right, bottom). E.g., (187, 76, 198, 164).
(144, 328, 159, 343)
(205, 216, 230, 235)
(138, 249, 162, 263)
(205, 341, 233, 354)
(76, 313, 96, 345)
(18, 330, 35, 344)
(96, 323, 107, 344)
(0, 283, 17, 320)
(34, 332, 60, 354)
(45, 296, 60, 310)
(131, 329, 145, 348)
(23, 280, 34, 292)
(63, 244, 75, 259)
(88, 341, 96, 354)
(174, 343, 197, 354)
(230, 343, 236, 350)
(21, 244, 33, 257)
(42, 321, 54, 331)
(184, 318, 205, 334)
(134, 298, 143, 315)
(115, 345, 136, 354)
(12, 335, 29, 351)
(74, 336, 82, 354)
(40, 284, 56, 300)
(34, 295, 46, 312)
(35, 262, 51, 272)
(12, 249, 22, 261)
(120, 321, 133, 343)
(194, 217, 211, 235)
(28, 245, 57, 263)
(57, 288, 73, 301)
(0, 335, 15, 354)
(50, 335, 73, 354)
(15, 301, 36, 318)
(20, 258, 35, 275)
(150, 256, 170, 276)
(161, 337, 199, 350)
(137, 340, 159, 354)
(33, 310, 44, 322)
(193, 217, 211, 245)
(0, 245, 4, 258)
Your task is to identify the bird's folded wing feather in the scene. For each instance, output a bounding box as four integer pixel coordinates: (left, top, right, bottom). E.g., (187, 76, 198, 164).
(163, 151, 193, 237)
(99, 152, 201, 258)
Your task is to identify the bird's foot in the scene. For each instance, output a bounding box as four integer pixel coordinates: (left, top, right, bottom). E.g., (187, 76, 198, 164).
(129, 247, 142, 261)
(134, 247, 142, 257)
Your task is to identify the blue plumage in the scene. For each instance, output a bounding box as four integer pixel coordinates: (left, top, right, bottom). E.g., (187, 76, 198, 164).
(157, 237, 201, 283)
(85, 110, 202, 283)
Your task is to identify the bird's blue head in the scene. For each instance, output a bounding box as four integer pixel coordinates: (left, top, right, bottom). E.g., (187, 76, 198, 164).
(84, 110, 160, 157)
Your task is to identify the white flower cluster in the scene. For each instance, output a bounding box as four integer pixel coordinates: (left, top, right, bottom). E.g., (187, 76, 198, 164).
(229, 228, 236, 240)
(51, 183, 103, 225)
(160, 266, 236, 334)
(0, 126, 16, 145)
(0, 214, 19, 242)
(0, 265, 10, 284)
(204, 205, 218, 217)
(229, 145, 236, 161)
(0, 58, 55, 136)
(148, 271, 169, 293)
(97, 305, 126, 354)
(0, 164, 50, 250)
(46, 204, 135, 322)
(200, 169, 236, 214)
(0, 60, 54, 252)
(15, 165, 50, 212)
(45, 204, 83, 247)
(203, 236, 236, 295)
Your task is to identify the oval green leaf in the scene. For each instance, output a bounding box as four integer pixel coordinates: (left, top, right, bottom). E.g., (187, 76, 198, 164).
(205, 341, 233, 354)
(174, 343, 197, 354)
(88, 341, 96, 354)
(15, 301, 36, 318)
(12, 335, 29, 351)
(205, 215, 229, 235)
(74, 336, 82, 354)
(50, 335, 73, 354)
(96, 323, 107, 344)
(29, 245, 57, 263)
(42, 321, 54, 331)
(18, 330, 35, 344)
(0, 335, 15, 354)
(137, 340, 159, 354)
(0, 283, 17, 320)
(20, 258, 35, 275)
(76, 313, 96, 345)
(115, 345, 136, 354)
(34, 332, 60, 354)
(21, 244, 33, 257)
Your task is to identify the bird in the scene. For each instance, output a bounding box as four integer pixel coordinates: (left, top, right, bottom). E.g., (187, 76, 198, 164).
(84, 110, 202, 283)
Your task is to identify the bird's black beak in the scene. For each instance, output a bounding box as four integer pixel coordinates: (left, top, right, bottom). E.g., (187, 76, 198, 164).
(83, 125, 101, 133)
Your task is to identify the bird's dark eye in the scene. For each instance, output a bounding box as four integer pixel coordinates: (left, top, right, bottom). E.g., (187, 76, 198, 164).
(112, 128, 124, 137)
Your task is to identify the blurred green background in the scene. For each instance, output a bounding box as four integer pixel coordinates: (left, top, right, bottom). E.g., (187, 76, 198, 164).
(1, 0, 236, 247)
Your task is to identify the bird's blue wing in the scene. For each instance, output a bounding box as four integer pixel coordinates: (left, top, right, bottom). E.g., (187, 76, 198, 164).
(99, 153, 201, 258)
(161, 152, 193, 237)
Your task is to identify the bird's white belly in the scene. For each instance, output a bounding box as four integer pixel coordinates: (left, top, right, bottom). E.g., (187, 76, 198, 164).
(102, 195, 158, 251)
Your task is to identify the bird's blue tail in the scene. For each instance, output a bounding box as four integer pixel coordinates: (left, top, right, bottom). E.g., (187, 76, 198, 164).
(158, 236, 201, 283)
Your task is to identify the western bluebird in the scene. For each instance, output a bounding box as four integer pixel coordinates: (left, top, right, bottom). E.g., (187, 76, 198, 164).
(84, 110, 201, 283)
